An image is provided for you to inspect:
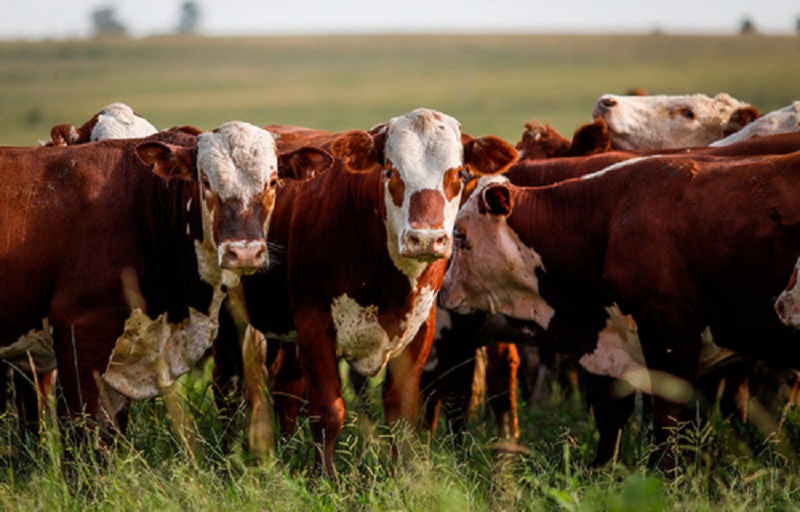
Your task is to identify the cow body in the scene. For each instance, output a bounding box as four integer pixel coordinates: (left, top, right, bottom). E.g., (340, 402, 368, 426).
(592, 92, 758, 149)
(440, 152, 800, 469)
(0, 122, 327, 434)
(224, 109, 517, 476)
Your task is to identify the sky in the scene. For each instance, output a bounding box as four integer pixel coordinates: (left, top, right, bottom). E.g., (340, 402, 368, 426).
(0, 0, 798, 40)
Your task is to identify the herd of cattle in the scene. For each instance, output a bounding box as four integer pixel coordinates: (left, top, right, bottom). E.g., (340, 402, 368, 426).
(1, 93, 800, 477)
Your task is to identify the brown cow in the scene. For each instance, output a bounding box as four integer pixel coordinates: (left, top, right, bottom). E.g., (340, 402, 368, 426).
(440, 151, 800, 472)
(515, 118, 612, 161)
(426, 131, 800, 449)
(214, 108, 517, 476)
(0, 122, 332, 439)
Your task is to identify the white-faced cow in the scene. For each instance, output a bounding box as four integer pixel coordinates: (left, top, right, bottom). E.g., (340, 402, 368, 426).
(0, 122, 332, 440)
(440, 151, 800, 471)
(215, 108, 517, 476)
(46, 102, 158, 147)
(711, 101, 800, 147)
(592, 92, 759, 150)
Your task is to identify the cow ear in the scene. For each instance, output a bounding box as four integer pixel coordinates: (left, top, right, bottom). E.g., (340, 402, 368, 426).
(278, 147, 334, 180)
(47, 124, 81, 146)
(722, 106, 760, 136)
(463, 135, 518, 175)
(569, 118, 612, 156)
(330, 130, 383, 173)
(481, 184, 513, 216)
(135, 141, 197, 180)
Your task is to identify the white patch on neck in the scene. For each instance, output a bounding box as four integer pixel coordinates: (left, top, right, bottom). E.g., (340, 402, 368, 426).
(90, 102, 158, 141)
(578, 305, 643, 379)
(331, 286, 437, 377)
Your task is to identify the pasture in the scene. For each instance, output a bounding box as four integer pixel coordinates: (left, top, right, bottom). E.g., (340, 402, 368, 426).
(2, 33, 800, 510)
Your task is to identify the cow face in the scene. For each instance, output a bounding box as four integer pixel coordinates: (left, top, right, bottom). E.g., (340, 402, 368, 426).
(775, 257, 800, 327)
(332, 108, 517, 278)
(439, 176, 554, 328)
(137, 121, 332, 274)
(592, 93, 757, 150)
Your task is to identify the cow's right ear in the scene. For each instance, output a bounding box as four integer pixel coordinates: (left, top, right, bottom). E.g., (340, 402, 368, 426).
(278, 147, 334, 180)
(481, 184, 513, 216)
(135, 141, 197, 180)
(330, 130, 383, 173)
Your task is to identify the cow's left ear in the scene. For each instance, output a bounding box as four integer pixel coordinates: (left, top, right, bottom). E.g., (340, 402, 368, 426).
(722, 105, 760, 136)
(135, 141, 197, 180)
(481, 184, 513, 216)
(278, 147, 334, 180)
(330, 130, 384, 174)
(463, 135, 518, 175)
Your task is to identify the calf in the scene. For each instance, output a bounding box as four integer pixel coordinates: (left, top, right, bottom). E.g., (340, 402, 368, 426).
(440, 151, 800, 471)
(0, 122, 330, 437)
(222, 108, 517, 476)
(592, 92, 758, 149)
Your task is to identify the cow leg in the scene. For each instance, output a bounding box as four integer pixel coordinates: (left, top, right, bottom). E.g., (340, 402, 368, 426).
(582, 371, 636, 467)
(295, 309, 342, 477)
(271, 341, 306, 437)
(12, 370, 42, 442)
(636, 319, 701, 475)
(212, 305, 244, 426)
(382, 307, 437, 464)
(485, 342, 520, 442)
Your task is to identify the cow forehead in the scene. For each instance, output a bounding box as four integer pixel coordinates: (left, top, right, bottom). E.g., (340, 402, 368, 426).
(197, 121, 278, 200)
(384, 109, 463, 185)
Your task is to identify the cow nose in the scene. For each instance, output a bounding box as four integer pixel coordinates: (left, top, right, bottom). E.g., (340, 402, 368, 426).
(219, 240, 268, 271)
(599, 97, 617, 109)
(401, 229, 450, 261)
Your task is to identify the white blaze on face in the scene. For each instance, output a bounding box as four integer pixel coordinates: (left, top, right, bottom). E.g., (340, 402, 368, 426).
(440, 175, 554, 328)
(90, 102, 158, 141)
(383, 108, 464, 279)
(593, 93, 751, 149)
(712, 101, 800, 146)
(776, 257, 800, 327)
(331, 286, 437, 377)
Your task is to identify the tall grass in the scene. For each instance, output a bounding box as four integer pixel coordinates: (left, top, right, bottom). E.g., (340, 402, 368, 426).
(2, 364, 800, 510)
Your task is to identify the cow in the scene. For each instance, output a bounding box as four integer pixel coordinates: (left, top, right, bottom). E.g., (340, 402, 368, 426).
(439, 151, 800, 472)
(775, 258, 800, 327)
(45, 102, 158, 147)
(712, 101, 800, 147)
(0, 122, 332, 444)
(426, 131, 800, 450)
(592, 92, 759, 150)
(212, 108, 518, 476)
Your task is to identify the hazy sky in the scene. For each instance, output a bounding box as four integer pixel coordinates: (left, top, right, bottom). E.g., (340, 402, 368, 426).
(1, 0, 798, 40)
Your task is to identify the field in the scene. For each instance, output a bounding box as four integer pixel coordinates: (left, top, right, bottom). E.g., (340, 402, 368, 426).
(2, 33, 800, 510)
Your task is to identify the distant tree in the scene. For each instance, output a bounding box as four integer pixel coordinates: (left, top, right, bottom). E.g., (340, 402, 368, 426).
(177, 1, 201, 35)
(91, 6, 127, 37)
(739, 16, 757, 35)
(796, 15, 800, 35)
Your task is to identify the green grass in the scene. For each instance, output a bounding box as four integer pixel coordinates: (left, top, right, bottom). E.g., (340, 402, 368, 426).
(0, 34, 797, 145)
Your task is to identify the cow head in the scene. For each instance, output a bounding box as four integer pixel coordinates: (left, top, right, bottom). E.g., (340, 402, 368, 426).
(136, 121, 332, 273)
(439, 176, 554, 328)
(592, 93, 757, 149)
(775, 257, 800, 328)
(330, 108, 517, 277)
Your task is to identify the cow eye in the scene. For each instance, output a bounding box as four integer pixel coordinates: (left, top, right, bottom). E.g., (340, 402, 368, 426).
(200, 172, 212, 189)
(681, 108, 695, 119)
(458, 168, 472, 182)
(453, 227, 470, 250)
(384, 168, 394, 179)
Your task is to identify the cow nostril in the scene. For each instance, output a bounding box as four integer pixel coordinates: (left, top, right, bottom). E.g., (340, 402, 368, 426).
(600, 97, 617, 109)
(408, 234, 421, 247)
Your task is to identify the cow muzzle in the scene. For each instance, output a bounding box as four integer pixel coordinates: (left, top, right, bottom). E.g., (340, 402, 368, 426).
(219, 240, 268, 272)
(400, 228, 450, 261)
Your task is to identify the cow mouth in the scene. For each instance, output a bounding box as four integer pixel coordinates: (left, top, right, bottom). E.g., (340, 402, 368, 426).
(218, 240, 269, 272)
